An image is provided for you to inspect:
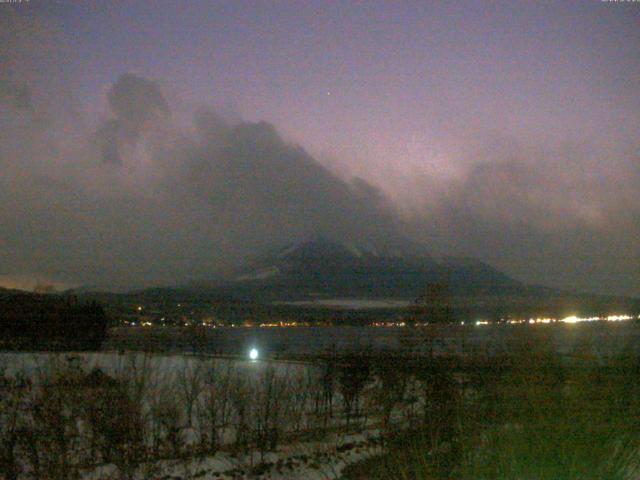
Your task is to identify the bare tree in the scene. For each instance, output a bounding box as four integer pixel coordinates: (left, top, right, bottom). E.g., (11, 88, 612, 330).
(338, 356, 371, 430)
(176, 359, 204, 429)
(151, 385, 185, 458)
(252, 366, 289, 462)
(0, 370, 31, 480)
(196, 361, 234, 453)
(111, 354, 157, 480)
(286, 368, 315, 435)
(81, 372, 147, 474)
(228, 369, 251, 453)
(29, 362, 85, 480)
(372, 356, 409, 436)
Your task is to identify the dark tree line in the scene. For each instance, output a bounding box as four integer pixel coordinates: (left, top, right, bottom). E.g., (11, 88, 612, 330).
(0, 294, 108, 350)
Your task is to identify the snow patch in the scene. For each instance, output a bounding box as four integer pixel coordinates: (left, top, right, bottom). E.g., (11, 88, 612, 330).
(237, 266, 280, 281)
(275, 298, 412, 309)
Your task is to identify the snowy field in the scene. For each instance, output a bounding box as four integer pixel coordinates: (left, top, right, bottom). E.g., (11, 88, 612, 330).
(0, 352, 416, 479)
(2, 322, 639, 479)
(0, 352, 307, 384)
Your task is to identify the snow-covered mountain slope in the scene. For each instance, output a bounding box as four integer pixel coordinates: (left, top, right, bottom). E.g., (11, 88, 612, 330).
(230, 236, 523, 300)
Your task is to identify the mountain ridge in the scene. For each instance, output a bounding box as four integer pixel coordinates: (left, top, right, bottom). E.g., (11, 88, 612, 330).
(228, 236, 527, 301)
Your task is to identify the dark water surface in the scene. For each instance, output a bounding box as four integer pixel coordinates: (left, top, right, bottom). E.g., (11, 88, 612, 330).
(104, 322, 640, 359)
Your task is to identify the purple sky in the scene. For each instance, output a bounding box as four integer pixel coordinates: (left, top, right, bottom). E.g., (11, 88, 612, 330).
(1, 1, 639, 295)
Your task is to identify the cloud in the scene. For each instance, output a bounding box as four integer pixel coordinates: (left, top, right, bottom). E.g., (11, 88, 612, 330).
(0, 71, 405, 290)
(0, 10, 637, 296)
(95, 74, 170, 164)
(1, 64, 638, 296)
(407, 138, 640, 296)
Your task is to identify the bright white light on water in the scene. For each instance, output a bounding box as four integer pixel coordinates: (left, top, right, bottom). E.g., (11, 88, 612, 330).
(249, 348, 259, 361)
(560, 315, 600, 324)
(561, 316, 579, 324)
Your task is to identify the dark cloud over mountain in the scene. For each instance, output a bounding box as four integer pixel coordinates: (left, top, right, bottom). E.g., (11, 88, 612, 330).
(1, 4, 638, 296)
(0, 67, 405, 290)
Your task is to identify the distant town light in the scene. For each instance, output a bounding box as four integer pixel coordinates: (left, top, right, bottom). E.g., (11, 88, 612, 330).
(249, 348, 259, 361)
(561, 315, 580, 324)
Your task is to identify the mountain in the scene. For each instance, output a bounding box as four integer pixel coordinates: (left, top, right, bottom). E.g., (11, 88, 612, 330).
(229, 236, 529, 301)
(67, 237, 639, 321)
(209, 236, 638, 318)
(63, 234, 638, 321)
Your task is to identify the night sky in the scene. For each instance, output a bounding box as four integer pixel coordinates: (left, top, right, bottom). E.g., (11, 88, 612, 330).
(1, 1, 638, 296)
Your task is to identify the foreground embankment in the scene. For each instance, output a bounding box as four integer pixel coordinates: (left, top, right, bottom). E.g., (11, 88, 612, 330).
(1, 324, 639, 479)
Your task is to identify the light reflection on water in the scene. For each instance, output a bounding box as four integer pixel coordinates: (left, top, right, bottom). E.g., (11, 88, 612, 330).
(104, 321, 640, 358)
